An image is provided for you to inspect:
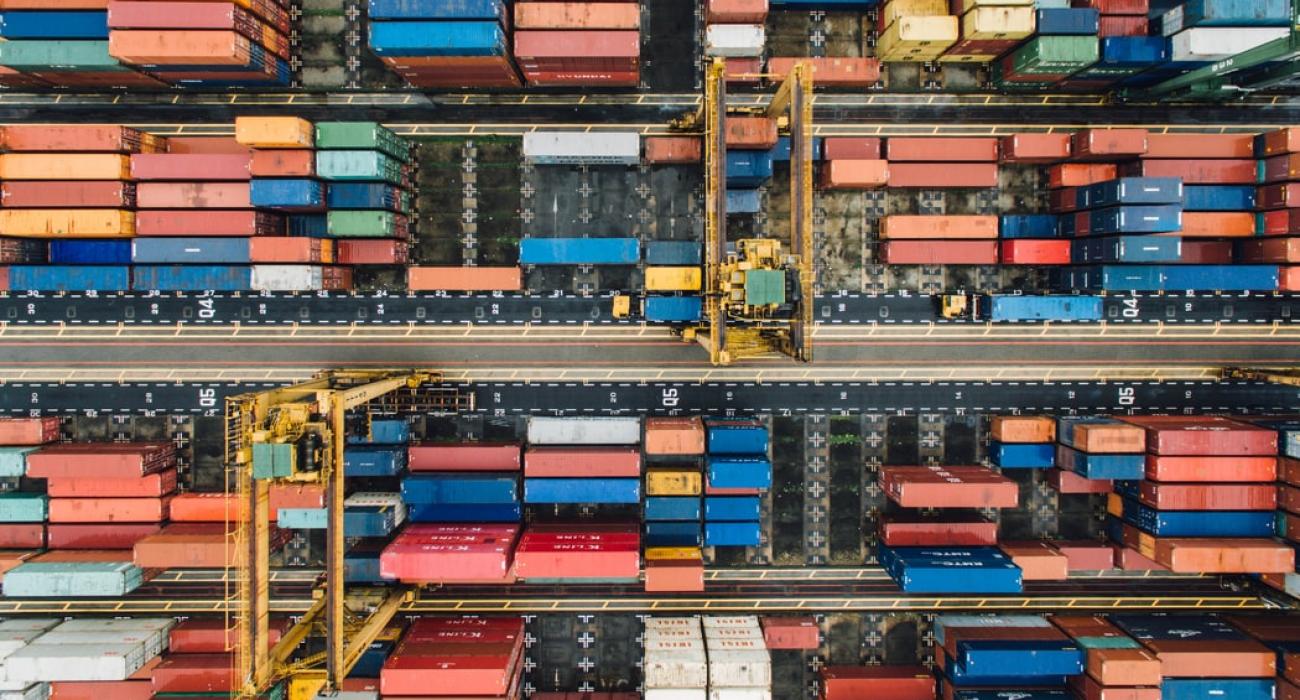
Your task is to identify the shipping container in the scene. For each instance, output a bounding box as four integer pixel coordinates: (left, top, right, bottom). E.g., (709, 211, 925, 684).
(887, 163, 998, 188)
(880, 513, 998, 547)
(644, 296, 703, 322)
(821, 159, 889, 189)
(882, 465, 1018, 508)
(1, 181, 135, 209)
(881, 215, 998, 240)
(767, 56, 880, 87)
(705, 24, 765, 57)
(522, 132, 640, 165)
(1001, 239, 1072, 264)
(519, 237, 639, 265)
(407, 266, 523, 291)
(880, 240, 999, 265)
(369, 20, 507, 57)
(880, 546, 1023, 594)
(644, 137, 702, 164)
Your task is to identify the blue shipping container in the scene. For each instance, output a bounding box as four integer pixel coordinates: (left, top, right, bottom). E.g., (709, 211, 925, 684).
(367, 0, 505, 20)
(726, 151, 774, 187)
(1055, 445, 1144, 480)
(955, 640, 1084, 678)
(369, 21, 507, 57)
(770, 135, 824, 162)
(990, 442, 1055, 469)
(880, 547, 1023, 594)
(345, 547, 384, 584)
(1183, 185, 1255, 211)
(8, 265, 130, 292)
(344, 446, 407, 477)
(250, 179, 326, 209)
(1084, 178, 1183, 207)
(1110, 614, 1246, 641)
(523, 477, 640, 504)
(131, 237, 252, 264)
(645, 240, 701, 265)
(980, 295, 1103, 322)
(1097, 36, 1169, 67)
(519, 237, 639, 265)
(645, 496, 701, 521)
(1161, 264, 1278, 291)
(351, 640, 394, 676)
(408, 502, 521, 522)
(644, 296, 703, 322)
(0, 11, 108, 39)
(727, 189, 761, 214)
(1035, 8, 1100, 34)
(705, 420, 769, 454)
(945, 690, 1070, 700)
(1086, 205, 1182, 235)
(999, 214, 1060, 239)
(1161, 679, 1274, 700)
(644, 521, 702, 547)
(1071, 236, 1182, 264)
(705, 496, 762, 521)
(704, 521, 761, 547)
(327, 183, 403, 210)
(401, 473, 518, 504)
(48, 240, 131, 265)
(1121, 498, 1274, 537)
(707, 457, 773, 489)
(345, 505, 399, 537)
(1176, 0, 1290, 27)
(131, 265, 252, 292)
(347, 419, 410, 445)
(288, 215, 329, 238)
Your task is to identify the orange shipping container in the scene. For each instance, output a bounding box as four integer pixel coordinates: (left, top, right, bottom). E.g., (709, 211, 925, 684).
(766, 57, 881, 87)
(250, 149, 315, 177)
(1050, 163, 1117, 188)
(1176, 212, 1255, 237)
(0, 417, 59, 445)
(1070, 422, 1145, 453)
(0, 125, 162, 153)
(644, 417, 706, 455)
(1284, 266, 1300, 292)
(109, 30, 260, 65)
(48, 496, 173, 523)
(1087, 648, 1163, 687)
(134, 524, 233, 568)
(1000, 133, 1072, 163)
(514, 2, 640, 29)
(1262, 127, 1300, 156)
(249, 237, 333, 264)
(169, 492, 243, 522)
(999, 541, 1068, 580)
(1071, 129, 1149, 159)
(707, 0, 767, 23)
(644, 137, 702, 164)
(886, 137, 998, 162)
(407, 266, 523, 291)
(0, 153, 130, 180)
(1140, 637, 1276, 677)
(991, 415, 1055, 443)
(821, 160, 889, 189)
(269, 483, 324, 511)
(725, 117, 778, 149)
(136, 182, 251, 208)
(0, 209, 135, 237)
(1143, 133, 1255, 159)
(643, 557, 704, 592)
(1153, 538, 1294, 574)
(888, 163, 998, 188)
(1071, 675, 1160, 700)
(1145, 455, 1276, 483)
(880, 214, 997, 239)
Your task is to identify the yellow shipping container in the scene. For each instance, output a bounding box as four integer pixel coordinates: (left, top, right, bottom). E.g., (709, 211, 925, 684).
(645, 266, 702, 291)
(959, 0, 1032, 11)
(645, 547, 703, 561)
(0, 209, 135, 238)
(881, 0, 948, 28)
(876, 16, 959, 57)
(0, 154, 130, 181)
(962, 6, 1035, 40)
(937, 53, 1000, 63)
(646, 469, 702, 496)
(234, 116, 314, 148)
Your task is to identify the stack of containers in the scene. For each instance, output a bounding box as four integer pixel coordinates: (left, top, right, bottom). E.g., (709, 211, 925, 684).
(875, 0, 958, 63)
(703, 418, 769, 548)
(1112, 614, 1278, 700)
(933, 614, 1084, 696)
(990, 415, 1056, 469)
(513, 1, 641, 87)
(1052, 417, 1146, 533)
(5, 618, 173, 686)
(706, 0, 767, 84)
(643, 617, 708, 700)
(1085, 0, 1149, 37)
(818, 136, 887, 191)
(0, 418, 59, 559)
(150, 617, 291, 699)
(641, 237, 705, 325)
(515, 522, 640, 584)
(0, 4, 160, 88)
(643, 417, 706, 592)
(316, 122, 412, 269)
(380, 617, 525, 700)
(367, 0, 520, 88)
(107, 0, 291, 87)
(523, 417, 641, 506)
(704, 616, 772, 699)
(878, 464, 1022, 593)
(992, 22, 1098, 91)
(941, 0, 1036, 65)
(1051, 614, 1161, 700)
(1159, 0, 1291, 67)
(380, 523, 520, 583)
(0, 618, 57, 700)
(1266, 419, 1300, 595)
(998, 132, 1073, 266)
(1066, 175, 1184, 265)
(0, 125, 152, 292)
(879, 136, 1000, 265)
(1228, 615, 1300, 698)
(1110, 416, 1290, 575)
(1249, 128, 1300, 291)
(1123, 133, 1255, 242)
(405, 440, 522, 523)
(724, 115, 779, 217)
(1062, 36, 1168, 92)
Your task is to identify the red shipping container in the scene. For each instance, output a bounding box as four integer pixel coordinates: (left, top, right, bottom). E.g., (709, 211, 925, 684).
(1052, 541, 1115, 570)
(1, 181, 136, 208)
(1071, 129, 1148, 159)
(886, 137, 998, 162)
(1075, 0, 1147, 12)
(135, 210, 282, 237)
(336, 239, 408, 265)
(724, 57, 763, 85)
(49, 680, 153, 700)
(0, 124, 162, 153)
(47, 523, 160, 549)
(513, 525, 639, 580)
(165, 136, 250, 155)
(706, 0, 767, 23)
(403, 616, 524, 640)
(1049, 468, 1113, 494)
(0, 523, 44, 549)
(408, 443, 521, 471)
(249, 238, 330, 264)
(1133, 482, 1275, 511)
(643, 137, 701, 164)
(151, 653, 235, 693)
(1050, 163, 1117, 188)
(760, 617, 819, 650)
(269, 483, 324, 512)
(821, 666, 935, 700)
(1145, 455, 1275, 482)
(1154, 538, 1294, 575)
(999, 133, 1072, 163)
(724, 117, 778, 149)
(1180, 239, 1234, 264)
(383, 653, 519, 698)
(1000, 239, 1071, 265)
(1260, 153, 1300, 183)
(1263, 209, 1300, 235)
(1099, 15, 1150, 35)
(136, 182, 251, 209)
(169, 492, 240, 522)
(48, 495, 172, 523)
(1119, 415, 1277, 455)
(513, 30, 639, 60)
(822, 137, 882, 160)
(130, 153, 251, 181)
(766, 56, 881, 87)
(379, 524, 519, 583)
(45, 468, 178, 498)
(249, 149, 314, 177)
(169, 617, 289, 653)
(1144, 133, 1255, 159)
(1124, 158, 1256, 184)
(880, 240, 999, 265)
(1257, 183, 1300, 210)
(0, 417, 59, 445)
(1262, 128, 1300, 156)
(1070, 675, 1160, 700)
(887, 163, 998, 188)
(1239, 237, 1300, 263)
(523, 447, 640, 477)
(881, 465, 1018, 509)
(26, 442, 174, 478)
(879, 513, 998, 546)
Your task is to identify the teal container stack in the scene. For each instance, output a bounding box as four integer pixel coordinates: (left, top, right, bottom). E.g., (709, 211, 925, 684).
(315, 121, 414, 268)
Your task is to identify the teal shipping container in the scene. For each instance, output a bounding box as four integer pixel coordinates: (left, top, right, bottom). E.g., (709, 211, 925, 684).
(0, 493, 45, 523)
(0, 447, 35, 478)
(3, 562, 143, 597)
(316, 150, 405, 183)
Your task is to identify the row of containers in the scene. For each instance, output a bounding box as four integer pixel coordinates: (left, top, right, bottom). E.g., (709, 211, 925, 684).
(1, 413, 1300, 598)
(0, 611, 1298, 699)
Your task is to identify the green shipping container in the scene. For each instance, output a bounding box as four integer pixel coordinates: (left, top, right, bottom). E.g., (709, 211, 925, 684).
(0, 41, 127, 70)
(315, 150, 405, 183)
(744, 269, 785, 307)
(1075, 635, 1141, 649)
(314, 122, 409, 161)
(3, 562, 143, 597)
(327, 210, 404, 237)
(0, 447, 35, 478)
(1010, 36, 1098, 76)
(0, 493, 46, 523)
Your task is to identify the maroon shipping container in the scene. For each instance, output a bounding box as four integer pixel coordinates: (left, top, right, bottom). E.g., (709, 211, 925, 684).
(26, 442, 175, 479)
(1239, 237, 1300, 263)
(0, 266, 8, 292)
(136, 182, 251, 209)
(1123, 158, 1256, 184)
(1098, 15, 1150, 35)
(135, 210, 283, 236)
(879, 513, 998, 546)
(1263, 209, 1300, 235)
(822, 137, 882, 160)
(1180, 239, 1234, 264)
(1074, 0, 1148, 12)
(0, 238, 43, 264)
(130, 153, 251, 181)
(1, 181, 136, 208)
(46, 523, 161, 549)
(881, 465, 1018, 509)
(524, 447, 641, 477)
(999, 133, 1072, 163)
(408, 443, 522, 471)
(1119, 415, 1278, 455)
(0, 523, 44, 549)
(27, 70, 166, 89)
(335, 239, 408, 265)
(1280, 485, 1300, 515)
(886, 137, 998, 162)
(1257, 183, 1300, 210)
(1049, 187, 1080, 213)
(1134, 482, 1276, 511)
(880, 240, 998, 265)
(1144, 133, 1255, 159)
(1260, 153, 1300, 183)
(1071, 129, 1148, 159)
(887, 163, 998, 188)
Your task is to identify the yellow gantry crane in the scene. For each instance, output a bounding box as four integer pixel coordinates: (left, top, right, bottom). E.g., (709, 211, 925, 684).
(681, 58, 815, 365)
(224, 370, 470, 700)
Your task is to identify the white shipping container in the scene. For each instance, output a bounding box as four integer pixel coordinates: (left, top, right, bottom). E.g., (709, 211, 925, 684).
(705, 25, 765, 57)
(0, 683, 46, 700)
(1170, 27, 1289, 61)
(646, 628, 704, 641)
(645, 638, 706, 651)
(50, 618, 174, 654)
(4, 642, 148, 682)
(704, 627, 765, 642)
(707, 638, 767, 651)
(527, 416, 642, 445)
(645, 690, 707, 700)
(645, 617, 702, 630)
(32, 631, 164, 658)
(702, 616, 761, 629)
(709, 689, 772, 700)
(345, 491, 407, 525)
(1159, 5, 1185, 35)
(706, 649, 772, 687)
(0, 630, 50, 660)
(250, 265, 326, 292)
(644, 648, 708, 688)
(522, 132, 641, 165)
(0, 622, 57, 635)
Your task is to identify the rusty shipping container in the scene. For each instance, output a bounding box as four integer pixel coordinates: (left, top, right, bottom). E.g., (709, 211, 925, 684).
(886, 137, 999, 162)
(880, 215, 998, 239)
(880, 240, 999, 264)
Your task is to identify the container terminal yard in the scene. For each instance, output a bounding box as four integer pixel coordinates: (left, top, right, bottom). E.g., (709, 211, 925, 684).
(4, 1, 1300, 700)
